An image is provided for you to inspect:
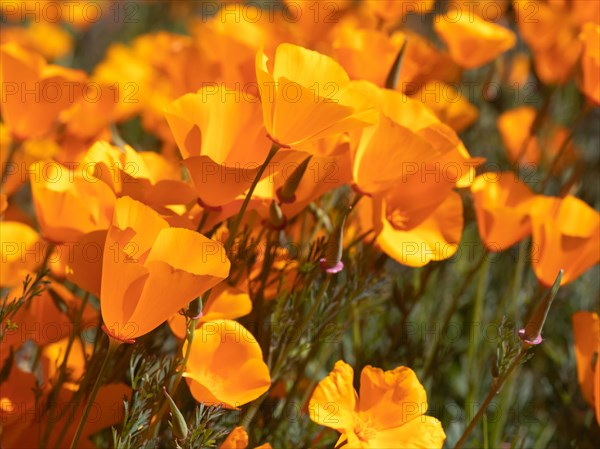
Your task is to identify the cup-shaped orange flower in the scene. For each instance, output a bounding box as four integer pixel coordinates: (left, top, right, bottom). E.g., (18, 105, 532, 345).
(101, 196, 230, 342)
(309, 360, 445, 448)
(471, 172, 536, 251)
(572, 311, 600, 425)
(0, 221, 42, 287)
(497, 107, 540, 166)
(580, 23, 600, 105)
(0, 42, 86, 140)
(256, 43, 378, 148)
(434, 11, 516, 69)
(530, 195, 600, 286)
(30, 160, 116, 243)
(165, 86, 294, 208)
(331, 26, 406, 87)
(183, 320, 271, 409)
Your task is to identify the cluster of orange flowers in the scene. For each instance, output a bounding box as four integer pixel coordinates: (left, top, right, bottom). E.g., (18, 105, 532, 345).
(1, 1, 599, 448)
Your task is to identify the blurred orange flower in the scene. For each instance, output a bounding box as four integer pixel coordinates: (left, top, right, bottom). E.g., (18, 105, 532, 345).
(220, 426, 272, 449)
(101, 196, 230, 342)
(572, 311, 600, 426)
(434, 11, 516, 69)
(183, 320, 271, 409)
(0, 43, 85, 140)
(530, 195, 600, 286)
(471, 172, 536, 251)
(309, 360, 445, 448)
(497, 106, 540, 166)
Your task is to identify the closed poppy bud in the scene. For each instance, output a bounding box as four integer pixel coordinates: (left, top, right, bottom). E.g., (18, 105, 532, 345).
(434, 11, 516, 69)
(276, 156, 312, 204)
(267, 200, 287, 231)
(320, 213, 347, 274)
(163, 387, 188, 440)
(519, 270, 562, 346)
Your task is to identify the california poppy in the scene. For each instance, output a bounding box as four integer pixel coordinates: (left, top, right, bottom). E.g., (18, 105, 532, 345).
(497, 107, 540, 166)
(100, 196, 230, 342)
(471, 172, 536, 251)
(183, 319, 271, 408)
(572, 311, 600, 425)
(434, 11, 516, 69)
(256, 43, 378, 148)
(530, 195, 600, 286)
(0, 42, 86, 141)
(30, 160, 116, 244)
(309, 360, 446, 448)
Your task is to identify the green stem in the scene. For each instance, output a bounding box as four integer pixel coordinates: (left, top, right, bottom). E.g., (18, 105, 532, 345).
(41, 291, 90, 447)
(224, 144, 280, 252)
(453, 349, 528, 449)
(149, 315, 197, 438)
(69, 337, 118, 449)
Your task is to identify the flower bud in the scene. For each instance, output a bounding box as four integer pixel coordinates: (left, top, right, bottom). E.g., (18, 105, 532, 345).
(267, 200, 287, 230)
(319, 211, 348, 274)
(186, 297, 203, 320)
(519, 269, 563, 347)
(163, 387, 188, 440)
(277, 156, 312, 204)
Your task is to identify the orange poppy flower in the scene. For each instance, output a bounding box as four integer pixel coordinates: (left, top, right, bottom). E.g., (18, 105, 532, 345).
(580, 23, 600, 105)
(410, 81, 479, 133)
(471, 172, 536, 251)
(2, 382, 130, 449)
(364, 188, 464, 268)
(309, 360, 445, 448)
(572, 311, 600, 425)
(81, 140, 197, 217)
(30, 160, 116, 243)
(331, 25, 406, 87)
(101, 196, 230, 342)
(515, 1, 582, 85)
(396, 31, 461, 94)
(0, 42, 86, 140)
(0, 221, 42, 287)
(168, 283, 252, 339)
(256, 43, 378, 148)
(165, 85, 289, 208)
(497, 107, 540, 166)
(0, 21, 73, 61)
(183, 320, 271, 409)
(530, 195, 600, 286)
(220, 426, 272, 449)
(434, 10, 516, 69)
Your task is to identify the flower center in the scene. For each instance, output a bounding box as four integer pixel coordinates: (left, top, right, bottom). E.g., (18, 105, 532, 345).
(387, 208, 408, 231)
